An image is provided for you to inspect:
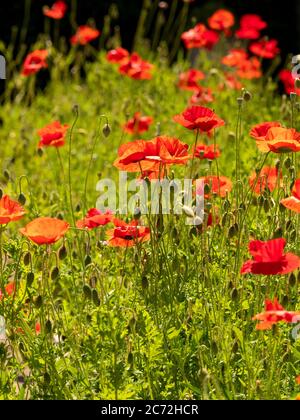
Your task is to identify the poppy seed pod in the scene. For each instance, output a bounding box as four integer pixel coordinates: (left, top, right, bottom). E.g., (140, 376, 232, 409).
(290, 92, 297, 103)
(243, 90, 252, 102)
(102, 123, 111, 138)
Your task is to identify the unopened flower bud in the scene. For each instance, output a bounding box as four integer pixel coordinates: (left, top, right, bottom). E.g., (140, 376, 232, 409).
(102, 123, 111, 137)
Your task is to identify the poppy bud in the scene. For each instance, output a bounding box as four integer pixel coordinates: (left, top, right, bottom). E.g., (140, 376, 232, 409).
(142, 275, 148, 289)
(72, 104, 79, 114)
(58, 244, 67, 260)
(51, 267, 60, 281)
(75, 203, 81, 212)
(228, 223, 238, 238)
(289, 273, 296, 287)
(211, 341, 218, 354)
(45, 320, 52, 334)
(289, 166, 296, 179)
(0, 188, 3, 199)
(274, 227, 283, 238)
(44, 373, 51, 385)
(35, 295, 43, 308)
(204, 184, 210, 195)
(129, 316, 136, 331)
(3, 170, 10, 181)
(92, 289, 100, 306)
(263, 198, 270, 213)
(23, 251, 31, 266)
(231, 288, 238, 301)
(83, 285, 92, 300)
(89, 276, 97, 288)
(297, 271, 300, 283)
(282, 295, 289, 307)
(18, 193, 26, 205)
(284, 156, 292, 169)
(84, 255, 92, 267)
(102, 123, 111, 138)
(223, 199, 230, 211)
(286, 220, 293, 231)
(290, 229, 297, 241)
(27, 272, 34, 287)
(127, 351, 134, 365)
(221, 213, 228, 227)
(37, 148, 43, 157)
(232, 342, 239, 353)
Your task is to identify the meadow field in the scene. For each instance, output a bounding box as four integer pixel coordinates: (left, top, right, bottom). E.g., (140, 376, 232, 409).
(0, 1, 300, 400)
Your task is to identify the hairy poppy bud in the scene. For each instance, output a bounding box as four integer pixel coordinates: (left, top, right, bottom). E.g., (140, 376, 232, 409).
(102, 123, 111, 138)
(231, 288, 238, 301)
(295, 79, 300, 90)
(37, 148, 43, 157)
(84, 255, 92, 267)
(27, 272, 34, 287)
(142, 275, 148, 289)
(45, 320, 52, 334)
(23, 251, 31, 266)
(92, 289, 100, 306)
(18, 193, 26, 205)
(3, 170, 10, 181)
(83, 285, 92, 300)
(35, 295, 43, 308)
(58, 244, 67, 260)
(0, 188, 3, 199)
(290, 92, 297, 103)
(284, 156, 292, 169)
(289, 273, 296, 287)
(51, 267, 59, 281)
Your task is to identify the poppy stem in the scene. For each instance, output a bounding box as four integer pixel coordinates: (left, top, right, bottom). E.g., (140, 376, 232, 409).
(189, 129, 200, 182)
(68, 106, 79, 227)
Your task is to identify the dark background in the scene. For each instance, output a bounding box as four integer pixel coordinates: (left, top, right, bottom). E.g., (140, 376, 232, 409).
(0, 0, 299, 57)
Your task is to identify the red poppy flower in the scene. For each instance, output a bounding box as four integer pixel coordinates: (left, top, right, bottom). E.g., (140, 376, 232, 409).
(43, 1, 67, 19)
(21, 50, 48, 76)
(241, 238, 300, 275)
(0, 195, 26, 225)
(178, 69, 205, 91)
(279, 69, 300, 95)
(106, 47, 129, 63)
(194, 144, 220, 160)
(249, 39, 280, 59)
(296, 376, 300, 386)
(70, 26, 100, 45)
(250, 121, 282, 144)
(181, 24, 208, 49)
(199, 176, 232, 198)
(219, 73, 243, 91)
(281, 179, 300, 213)
(76, 209, 113, 230)
(253, 298, 300, 330)
(0, 282, 15, 300)
(35, 322, 41, 335)
(236, 57, 262, 79)
(208, 9, 235, 31)
(37, 121, 69, 148)
(190, 86, 214, 105)
(202, 30, 220, 50)
(252, 126, 300, 153)
(118, 53, 153, 80)
(236, 14, 267, 40)
(114, 136, 190, 172)
(123, 112, 153, 135)
(222, 49, 248, 67)
(20, 217, 69, 245)
(107, 219, 150, 247)
(249, 167, 282, 194)
(173, 106, 225, 132)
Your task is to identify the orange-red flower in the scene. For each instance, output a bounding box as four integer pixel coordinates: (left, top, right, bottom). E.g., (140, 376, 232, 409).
(241, 238, 300, 275)
(249, 167, 282, 194)
(43, 1, 67, 19)
(37, 121, 69, 148)
(199, 175, 232, 198)
(21, 50, 48, 76)
(106, 47, 129, 63)
(190, 86, 214, 105)
(222, 49, 248, 67)
(219, 73, 243, 91)
(236, 14, 267, 40)
(181, 24, 219, 50)
(281, 179, 300, 213)
(70, 25, 100, 45)
(178, 69, 205, 91)
(208, 9, 235, 31)
(181, 24, 207, 49)
(107, 219, 150, 247)
(279, 69, 300, 95)
(194, 144, 220, 160)
(296, 376, 300, 386)
(0, 195, 26, 225)
(123, 112, 153, 135)
(20, 217, 69, 245)
(251, 124, 300, 153)
(76, 209, 113, 230)
(114, 136, 190, 172)
(173, 106, 225, 132)
(236, 57, 262, 79)
(253, 298, 300, 330)
(249, 39, 280, 59)
(118, 53, 153, 80)
(0, 282, 15, 300)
